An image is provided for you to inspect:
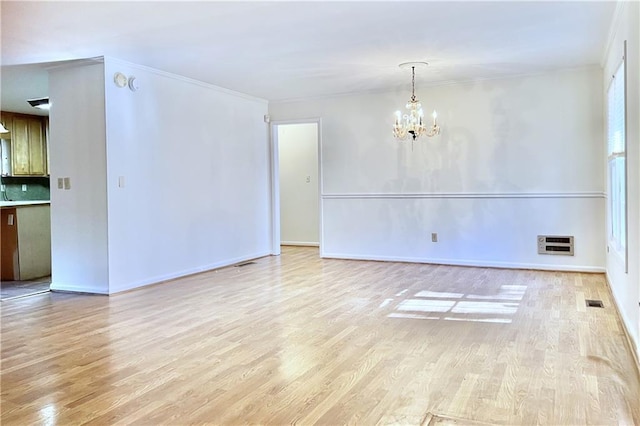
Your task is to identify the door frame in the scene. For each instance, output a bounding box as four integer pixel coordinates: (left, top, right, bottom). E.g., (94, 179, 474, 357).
(269, 118, 323, 256)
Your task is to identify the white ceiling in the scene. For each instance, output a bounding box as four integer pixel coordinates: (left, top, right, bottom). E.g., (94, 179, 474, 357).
(1, 1, 615, 115)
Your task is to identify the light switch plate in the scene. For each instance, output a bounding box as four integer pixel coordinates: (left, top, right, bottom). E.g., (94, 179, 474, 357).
(63, 177, 71, 190)
(0, 184, 5, 192)
(58, 178, 63, 189)
(22, 184, 27, 191)
(118, 176, 125, 188)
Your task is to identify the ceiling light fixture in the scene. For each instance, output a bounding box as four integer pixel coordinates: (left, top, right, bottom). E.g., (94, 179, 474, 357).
(27, 97, 51, 110)
(393, 62, 440, 142)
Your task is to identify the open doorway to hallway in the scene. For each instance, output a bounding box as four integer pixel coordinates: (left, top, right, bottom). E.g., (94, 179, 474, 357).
(271, 121, 321, 254)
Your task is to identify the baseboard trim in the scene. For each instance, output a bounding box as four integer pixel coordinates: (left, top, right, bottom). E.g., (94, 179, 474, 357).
(604, 273, 640, 380)
(320, 252, 605, 273)
(281, 241, 319, 247)
(108, 251, 272, 294)
(50, 283, 109, 295)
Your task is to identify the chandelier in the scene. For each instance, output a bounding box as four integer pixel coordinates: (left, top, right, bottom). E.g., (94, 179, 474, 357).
(393, 62, 440, 141)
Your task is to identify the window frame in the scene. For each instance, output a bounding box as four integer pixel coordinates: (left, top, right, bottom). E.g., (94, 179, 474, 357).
(606, 41, 628, 272)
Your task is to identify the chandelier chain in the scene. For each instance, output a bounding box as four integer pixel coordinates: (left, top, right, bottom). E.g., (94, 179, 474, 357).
(411, 66, 416, 102)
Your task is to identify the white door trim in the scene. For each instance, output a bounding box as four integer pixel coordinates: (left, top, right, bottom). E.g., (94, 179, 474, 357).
(269, 118, 322, 256)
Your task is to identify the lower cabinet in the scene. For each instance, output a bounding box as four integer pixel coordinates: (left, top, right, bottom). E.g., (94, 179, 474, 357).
(0, 205, 51, 281)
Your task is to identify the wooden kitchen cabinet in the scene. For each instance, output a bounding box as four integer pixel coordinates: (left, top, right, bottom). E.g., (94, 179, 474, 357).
(0, 205, 51, 281)
(0, 112, 13, 140)
(1, 208, 19, 280)
(10, 115, 47, 176)
(45, 117, 50, 175)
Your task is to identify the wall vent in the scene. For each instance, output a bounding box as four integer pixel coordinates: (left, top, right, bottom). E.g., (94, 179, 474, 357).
(537, 235, 574, 256)
(585, 299, 604, 308)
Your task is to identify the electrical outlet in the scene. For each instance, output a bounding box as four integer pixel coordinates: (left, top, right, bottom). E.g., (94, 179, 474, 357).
(22, 184, 27, 192)
(57, 178, 63, 189)
(431, 233, 438, 242)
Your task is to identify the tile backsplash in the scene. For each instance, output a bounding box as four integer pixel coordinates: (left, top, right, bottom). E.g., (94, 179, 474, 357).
(1, 176, 50, 201)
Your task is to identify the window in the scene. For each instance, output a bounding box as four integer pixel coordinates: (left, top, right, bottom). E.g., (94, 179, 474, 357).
(607, 48, 627, 267)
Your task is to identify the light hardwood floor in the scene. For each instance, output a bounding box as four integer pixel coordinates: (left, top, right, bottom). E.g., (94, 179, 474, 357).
(2, 247, 639, 425)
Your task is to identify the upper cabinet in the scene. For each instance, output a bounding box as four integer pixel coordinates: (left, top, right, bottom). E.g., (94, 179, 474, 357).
(0, 111, 48, 176)
(0, 111, 13, 141)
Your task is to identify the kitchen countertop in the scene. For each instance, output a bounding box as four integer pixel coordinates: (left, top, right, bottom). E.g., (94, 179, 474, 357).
(0, 200, 50, 208)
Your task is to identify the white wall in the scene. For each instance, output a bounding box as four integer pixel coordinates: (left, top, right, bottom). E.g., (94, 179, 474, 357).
(49, 57, 271, 294)
(103, 57, 271, 293)
(269, 67, 605, 272)
(603, 1, 639, 357)
(278, 123, 319, 245)
(49, 61, 109, 294)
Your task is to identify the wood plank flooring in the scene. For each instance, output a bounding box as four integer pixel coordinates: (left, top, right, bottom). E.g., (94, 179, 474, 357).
(1, 276, 51, 300)
(1, 247, 639, 425)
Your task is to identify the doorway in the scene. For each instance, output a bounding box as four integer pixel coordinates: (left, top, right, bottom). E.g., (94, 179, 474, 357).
(271, 121, 321, 255)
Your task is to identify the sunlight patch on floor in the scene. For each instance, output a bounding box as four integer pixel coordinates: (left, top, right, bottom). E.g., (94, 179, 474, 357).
(385, 285, 525, 324)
